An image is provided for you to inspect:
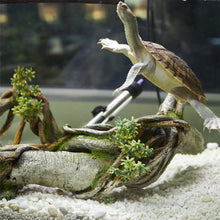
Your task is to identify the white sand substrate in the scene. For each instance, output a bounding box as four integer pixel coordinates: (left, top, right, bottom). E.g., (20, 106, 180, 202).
(0, 143, 219, 220)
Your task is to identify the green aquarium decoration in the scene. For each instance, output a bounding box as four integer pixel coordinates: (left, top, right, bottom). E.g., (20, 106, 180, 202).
(109, 118, 154, 183)
(11, 67, 44, 123)
(0, 67, 60, 145)
(0, 69, 191, 199)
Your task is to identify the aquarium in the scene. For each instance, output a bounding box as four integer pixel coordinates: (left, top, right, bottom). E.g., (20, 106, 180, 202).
(0, 1, 220, 219)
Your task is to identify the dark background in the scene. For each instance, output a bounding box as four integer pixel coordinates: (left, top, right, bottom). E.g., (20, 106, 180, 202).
(0, 0, 219, 92)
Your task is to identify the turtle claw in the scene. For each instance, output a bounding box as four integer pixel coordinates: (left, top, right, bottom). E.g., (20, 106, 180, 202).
(98, 38, 120, 52)
(113, 88, 120, 94)
(98, 38, 132, 56)
(204, 117, 220, 131)
(113, 78, 133, 94)
(113, 86, 125, 94)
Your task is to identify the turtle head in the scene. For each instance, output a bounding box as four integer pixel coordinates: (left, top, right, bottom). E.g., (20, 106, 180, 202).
(117, 1, 136, 25)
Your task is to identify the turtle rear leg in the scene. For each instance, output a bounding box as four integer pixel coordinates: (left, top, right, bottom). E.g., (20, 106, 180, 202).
(189, 99, 220, 131)
(175, 101, 185, 119)
(158, 93, 184, 118)
(159, 93, 176, 114)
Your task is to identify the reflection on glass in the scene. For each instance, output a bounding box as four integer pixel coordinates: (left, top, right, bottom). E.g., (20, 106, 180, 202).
(85, 4, 107, 22)
(38, 4, 59, 24)
(0, 0, 219, 92)
(0, 5, 8, 24)
(0, 14, 8, 23)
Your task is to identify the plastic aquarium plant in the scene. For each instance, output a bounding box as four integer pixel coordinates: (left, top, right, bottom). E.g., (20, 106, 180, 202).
(11, 66, 43, 123)
(109, 117, 154, 183)
(0, 67, 60, 144)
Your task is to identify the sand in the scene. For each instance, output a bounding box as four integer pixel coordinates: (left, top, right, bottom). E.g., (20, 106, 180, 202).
(0, 143, 219, 220)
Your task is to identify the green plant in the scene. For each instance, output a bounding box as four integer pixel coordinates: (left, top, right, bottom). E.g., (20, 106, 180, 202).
(110, 156, 150, 182)
(110, 117, 139, 145)
(11, 66, 44, 122)
(109, 118, 154, 183)
(120, 139, 153, 159)
(100, 194, 115, 205)
(166, 110, 183, 120)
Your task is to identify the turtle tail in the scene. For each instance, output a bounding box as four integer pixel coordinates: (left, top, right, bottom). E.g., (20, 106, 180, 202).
(188, 99, 220, 131)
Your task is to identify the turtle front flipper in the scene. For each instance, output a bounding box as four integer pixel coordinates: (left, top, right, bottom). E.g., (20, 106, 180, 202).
(98, 38, 137, 64)
(189, 99, 220, 130)
(98, 38, 130, 55)
(114, 62, 148, 93)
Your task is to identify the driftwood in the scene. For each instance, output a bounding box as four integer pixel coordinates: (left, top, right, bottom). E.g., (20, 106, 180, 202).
(0, 86, 205, 200)
(0, 115, 193, 199)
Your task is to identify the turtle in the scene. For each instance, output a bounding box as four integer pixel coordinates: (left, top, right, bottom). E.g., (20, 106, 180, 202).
(98, 1, 220, 130)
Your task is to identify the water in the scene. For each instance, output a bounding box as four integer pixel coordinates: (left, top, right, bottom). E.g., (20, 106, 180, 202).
(0, 98, 219, 146)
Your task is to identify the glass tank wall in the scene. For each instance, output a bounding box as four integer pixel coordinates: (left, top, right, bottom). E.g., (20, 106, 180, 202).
(0, 0, 219, 92)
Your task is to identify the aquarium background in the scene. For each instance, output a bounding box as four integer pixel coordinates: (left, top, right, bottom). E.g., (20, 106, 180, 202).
(0, 0, 220, 145)
(0, 0, 220, 91)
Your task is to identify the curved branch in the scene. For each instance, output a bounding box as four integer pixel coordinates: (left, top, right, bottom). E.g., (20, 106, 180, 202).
(0, 110, 15, 138)
(13, 119, 26, 144)
(0, 89, 17, 138)
(35, 94, 60, 143)
(0, 97, 14, 117)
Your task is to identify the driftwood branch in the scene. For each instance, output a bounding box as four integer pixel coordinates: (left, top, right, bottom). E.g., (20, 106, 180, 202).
(0, 85, 204, 200)
(0, 115, 196, 200)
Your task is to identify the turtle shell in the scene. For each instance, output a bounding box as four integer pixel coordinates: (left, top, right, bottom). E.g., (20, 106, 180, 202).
(143, 41, 207, 103)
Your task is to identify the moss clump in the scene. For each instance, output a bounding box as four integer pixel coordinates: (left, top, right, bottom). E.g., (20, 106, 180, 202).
(166, 110, 183, 120)
(0, 183, 19, 200)
(0, 160, 7, 174)
(100, 194, 115, 205)
(88, 150, 117, 190)
(91, 149, 117, 161)
(88, 166, 110, 192)
(47, 136, 71, 151)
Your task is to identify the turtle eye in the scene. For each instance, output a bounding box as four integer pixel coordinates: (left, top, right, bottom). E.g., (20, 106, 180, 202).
(121, 3, 128, 9)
